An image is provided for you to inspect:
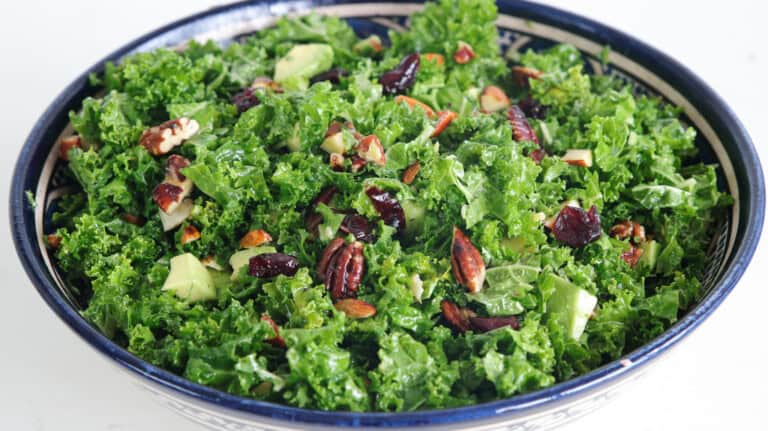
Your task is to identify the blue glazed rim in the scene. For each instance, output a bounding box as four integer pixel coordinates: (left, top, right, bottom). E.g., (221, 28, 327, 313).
(9, 0, 765, 427)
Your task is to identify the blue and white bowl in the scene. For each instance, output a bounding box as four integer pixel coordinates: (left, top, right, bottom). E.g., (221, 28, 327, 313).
(10, 1, 765, 430)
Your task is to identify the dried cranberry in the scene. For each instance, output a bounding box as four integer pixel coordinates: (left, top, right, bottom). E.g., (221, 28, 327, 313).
(517, 97, 548, 119)
(310, 68, 350, 85)
(312, 186, 338, 207)
(379, 53, 420, 95)
(249, 253, 299, 278)
(529, 148, 547, 163)
(340, 214, 374, 243)
(469, 316, 520, 332)
(231, 87, 260, 113)
(552, 205, 602, 248)
(365, 187, 406, 232)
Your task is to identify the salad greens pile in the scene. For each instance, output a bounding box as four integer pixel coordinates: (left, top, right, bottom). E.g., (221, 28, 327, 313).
(49, 0, 731, 411)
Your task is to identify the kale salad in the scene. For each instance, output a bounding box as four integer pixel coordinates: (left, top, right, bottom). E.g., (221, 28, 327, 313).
(48, 0, 731, 412)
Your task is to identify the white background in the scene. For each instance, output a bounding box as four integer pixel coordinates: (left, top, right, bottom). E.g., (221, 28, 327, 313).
(1, 1, 766, 430)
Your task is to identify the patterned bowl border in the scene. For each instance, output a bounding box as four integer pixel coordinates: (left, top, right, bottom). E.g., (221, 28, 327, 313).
(9, 0, 765, 429)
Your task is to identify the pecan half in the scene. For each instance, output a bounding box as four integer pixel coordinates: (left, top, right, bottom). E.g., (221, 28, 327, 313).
(366, 187, 406, 232)
(140, 117, 200, 156)
(401, 161, 420, 185)
(511, 66, 543, 88)
(431, 111, 458, 138)
(240, 229, 272, 248)
(394, 95, 436, 118)
(469, 316, 520, 332)
(451, 226, 486, 293)
(317, 238, 346, 281)
(334, 298, 376, 319)
(621, 245, 644, 268)
(453, 41, 475, 64)
(508, 105, 539, 145)
(440, 299, 473, 332)
(59, 135, 82, 161)
(180, 225, 201, 245)
(153, 155, 193, 214)
(261, 314, 286, 348)
(610, 220, 646, 243)
(318, 239, 364, 300)
(249, 253, 299, 278)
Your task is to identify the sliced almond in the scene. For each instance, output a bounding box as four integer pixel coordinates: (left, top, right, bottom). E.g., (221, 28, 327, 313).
(159, 198, 194, 232)
(240, 229, 272, 248)
(431, 110, 458, 138)
(201, 256, 224, 271)
(401, 161, 420, 185)
(251, 76, 283, 92)
(511, 66, 543, 88)
(423, 53, 445, 66)
(479, 86, 510, 113)
(394, 95, 436, 118)
(334, 298, 377, 319)
(561, 149, 593, 167)
(353, 35, 383, 55)
(180, 225, 201, 245)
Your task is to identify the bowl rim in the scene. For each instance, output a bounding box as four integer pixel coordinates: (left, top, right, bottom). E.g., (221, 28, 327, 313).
(9, 0, 765, 427)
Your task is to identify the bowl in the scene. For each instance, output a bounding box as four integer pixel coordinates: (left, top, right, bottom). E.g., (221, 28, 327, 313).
(10, 1, 765, 430)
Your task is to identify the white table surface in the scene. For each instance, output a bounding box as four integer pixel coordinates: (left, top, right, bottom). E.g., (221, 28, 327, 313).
(1, 1, 766, 430)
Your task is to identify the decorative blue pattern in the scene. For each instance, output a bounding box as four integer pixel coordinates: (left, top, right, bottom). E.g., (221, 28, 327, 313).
(9, 1, 765, 430)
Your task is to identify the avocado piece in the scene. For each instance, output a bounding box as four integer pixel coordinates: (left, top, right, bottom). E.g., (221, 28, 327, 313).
(638, 240, 660, 270)
(546, 274, 597, 340)
(229, 246, 277, 280)
(401, 199, 425, 237)
(162, 253, 216, 303)
(274, 44, 334, 88)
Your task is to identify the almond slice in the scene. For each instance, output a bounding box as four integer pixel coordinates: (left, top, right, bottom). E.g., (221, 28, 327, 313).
(240, 229, 272, 248)
(394, 95, 436, 118)
(561, 149, 593, 167)
(479, 86, 510, 113)
(180, 225, 201, 245)
(334, 298, 377, 319)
